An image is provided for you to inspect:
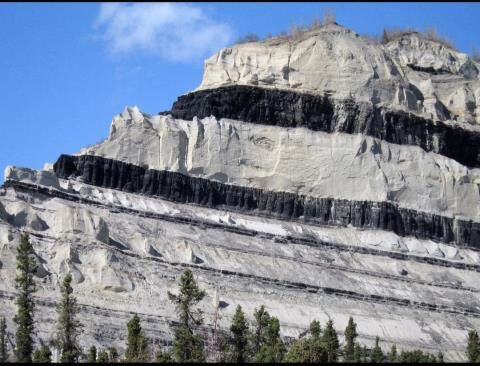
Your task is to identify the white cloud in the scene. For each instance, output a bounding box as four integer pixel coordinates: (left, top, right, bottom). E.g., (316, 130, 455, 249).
(94, 3, 234, 62)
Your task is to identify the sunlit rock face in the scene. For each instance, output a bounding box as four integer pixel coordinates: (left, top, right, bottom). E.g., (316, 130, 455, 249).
(1, 23, 480, 362)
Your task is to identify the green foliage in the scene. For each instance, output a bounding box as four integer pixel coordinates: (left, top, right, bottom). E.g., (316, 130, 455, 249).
(56, 273, 82, 363)
(437, 351, 444, 363)
(322, 319, 339, 362)
(125, 314, 149, 362)
(155, 349, 173, 363)
(229, 305, 249, 363)
(344, 316, 358, 361)
(97, 350, 109, 363)
(255, 317, 285, 363)
(168, 269, 206, 362)
(250, 305, 271, 356)
(370, 336, 384, 363)
(32, 344, 52, 363)
(398, 349, 438, 363)
(353, 342, 363, 363)
(14, 233, 37, 363)
(0, 317, 8, 362)
(108, 347, 118, 363)
(388, 344, 398, 362)
(87, 345, 97, 363)
(284, 320, 328, 363)
(468, 330, 480, 363)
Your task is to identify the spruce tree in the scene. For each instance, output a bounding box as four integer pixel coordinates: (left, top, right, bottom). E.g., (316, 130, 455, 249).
(322, 319, 339, 362)
(353, 342, 363, 363)
(155, 349, 173, 363)
(97, 350, 109, 363)
(125, 314, 149, 362)
(344, 316, 358, 361)
(255, 317, 286, 363)
(87, 345, 97, 363)
(0, 317, 8, 362)
(32, 344, 52, 363)
(468, 330, 480, 363)
(370, 336, 384, 363)
(437, 351, 444, 363)
(168, 269, 206, 362)
(251, 305, 271, 356)
(388, 344, 397, 362)
(229, 305, 249, 363)
(14, 233, 37, 363)
(284, 320, 327, 363)
(56, 273, 82, 363)
(108, 347, 118, 363)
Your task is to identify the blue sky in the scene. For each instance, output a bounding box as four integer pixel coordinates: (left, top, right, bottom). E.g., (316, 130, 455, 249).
(1, 2, 480, 181)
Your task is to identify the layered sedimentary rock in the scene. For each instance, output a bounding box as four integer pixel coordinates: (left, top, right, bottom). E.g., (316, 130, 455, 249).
(1, 22, 480, 361)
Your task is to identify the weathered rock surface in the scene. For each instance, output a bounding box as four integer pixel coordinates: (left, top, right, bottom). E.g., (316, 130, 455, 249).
(0, 22, 479, 362)
(198, 23, 480, 125)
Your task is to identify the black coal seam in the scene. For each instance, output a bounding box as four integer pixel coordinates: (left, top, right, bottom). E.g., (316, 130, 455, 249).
(53, 154, 480, 248)
(162, 85, 480, 169)
(6, 179, 480, 274)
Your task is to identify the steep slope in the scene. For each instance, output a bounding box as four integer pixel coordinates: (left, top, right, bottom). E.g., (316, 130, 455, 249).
(1, 22, 480, 361)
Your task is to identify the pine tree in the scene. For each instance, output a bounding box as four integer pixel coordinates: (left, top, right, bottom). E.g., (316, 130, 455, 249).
(344, 316, 358, 361)
(56, 274, 82, 363)
(437, 351, 444, 363)
(371, 336, 384, 363)
(0, 317, 8, 362)
(168, 269, 206, 362)
(284, 320, 327, 363)
(87, 345, 97, 363)
(155, 349, 173, 363)
(32, 344, 52, 363)
(388, 344, 397, 362)
(251, 305, 271, 356)
(353, 342, 363, 363)
(255, 317, 286, 363)
(322, 319, 339, 362)
(14, 233, 37, 363)
(125, 314, 149, 362)
(229, 305, 249, 363)
(362, 345, 368, 363)
(468, 330, 480, 363)
(97, 350, 109, 363)
(108, 347, 118, 363)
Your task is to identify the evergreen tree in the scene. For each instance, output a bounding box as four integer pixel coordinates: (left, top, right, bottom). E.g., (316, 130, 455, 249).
(255, 317, 286, 363)
(437, 351, 444, 363)
(56, 274, 82, 363)
(108, 347, 118, 363)
(362, 345, 368, 363)
(468, 330, 480, 363)
(155, 349, 173, 363)
(370, 336, 384, 363)
(14, 233, 37, 363)
(388, 344, 397, 362)
(97, 350, 109, 363)
(250, 305, 271, 356)
(284, 320, 327, 363)
(353, 342, 363, 363)
(344, 316, 358, 361)
(87, 346, 97, 363)
(168, 269, 206, 363)
(398, 349, 438, 363)
(125, 314, 149, 362)
(229, 305, 249, 363)
(322, 319, 339, 362)
(32, 344, 52, 363)
(0, 317, 8, 362)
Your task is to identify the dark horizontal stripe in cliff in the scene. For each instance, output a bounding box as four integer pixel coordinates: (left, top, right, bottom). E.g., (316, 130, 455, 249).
(161, 85, 480, 169)
(54, 154, 480, 248)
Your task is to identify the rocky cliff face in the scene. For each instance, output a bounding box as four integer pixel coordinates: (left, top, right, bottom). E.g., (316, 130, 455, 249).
(1, 22, 480, 361)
